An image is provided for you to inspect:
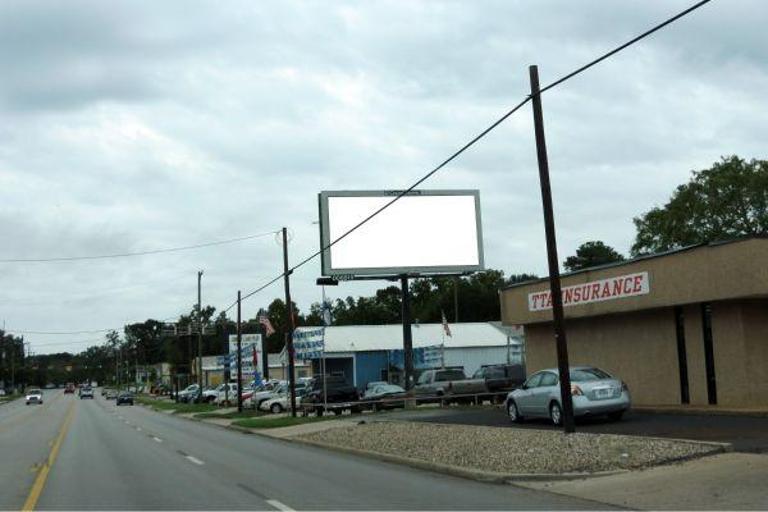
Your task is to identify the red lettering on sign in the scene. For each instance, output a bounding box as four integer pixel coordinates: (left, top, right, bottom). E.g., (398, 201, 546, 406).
(564, 288, 574, 304)
(601, 282, 611, 298)
(591, 283, 601, 300)
(545, 293, 552, 308)
(633, 275, 643, 293)
(573, 286, 582, 302)
(612, 279, 623, 296)
(623, 277, 633, 294)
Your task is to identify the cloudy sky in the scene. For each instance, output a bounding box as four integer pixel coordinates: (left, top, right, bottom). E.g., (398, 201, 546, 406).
(1, 0, 765, 354)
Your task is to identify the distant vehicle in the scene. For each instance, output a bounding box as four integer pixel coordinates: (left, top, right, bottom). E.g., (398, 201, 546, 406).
(116, 392, 134, 406)
(105, 389, 118, 400)
(473, 364, 526, 401)
(44, 383, 56, 389)
(505, 366, 631, 425)
(247, 382, 302, 410)
(101, 387, 109, 396)
(412, 368, 487, 402)
(79, 387, 94, 399)
(64, 383, 76, 394)
(25, 388, 43, 405)
(361, 384, 407, 411)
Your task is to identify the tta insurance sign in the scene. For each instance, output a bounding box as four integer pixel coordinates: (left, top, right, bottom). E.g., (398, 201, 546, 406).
(528, 272, 650, 312)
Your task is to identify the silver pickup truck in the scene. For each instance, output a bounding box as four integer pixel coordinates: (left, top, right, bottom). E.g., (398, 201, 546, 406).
(412, 368, 487, 402)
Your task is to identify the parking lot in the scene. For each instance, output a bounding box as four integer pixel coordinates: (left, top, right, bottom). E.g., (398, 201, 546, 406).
(391, 406, 768, 453)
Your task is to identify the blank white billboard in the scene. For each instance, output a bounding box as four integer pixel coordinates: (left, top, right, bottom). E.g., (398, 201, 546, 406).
(319, 190, 484, 277)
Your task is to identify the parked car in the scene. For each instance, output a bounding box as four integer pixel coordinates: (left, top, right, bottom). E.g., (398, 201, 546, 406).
(361, 384, 407, 411)
(259, 386, 309, 413)
(505, 366, 631, 425)
(247, 382, 307, 410)
(101, 387, 109, 396)
(213, 383, 239, 406)
(473, 364, 526, 401)
(177, 384, 200, 403)
(301, 375, 360, 415)
(64, 382, 75, 394)
(105, 389, 118, 400)
(79, 386, 94, 399)
(412, 368, 487, 403)
(25, 388, 43, 405)
(116, 392, 134, 406)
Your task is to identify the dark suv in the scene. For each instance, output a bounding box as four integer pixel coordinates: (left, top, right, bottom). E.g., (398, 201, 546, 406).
(301, 375, 360, 415)
(473, 364, 526, 401)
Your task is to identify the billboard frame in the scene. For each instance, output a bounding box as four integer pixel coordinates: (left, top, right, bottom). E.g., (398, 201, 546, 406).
(318, 189, 485, 278)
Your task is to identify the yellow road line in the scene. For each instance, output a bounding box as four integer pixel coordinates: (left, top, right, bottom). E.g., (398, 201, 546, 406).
(21, 400, 75, 511)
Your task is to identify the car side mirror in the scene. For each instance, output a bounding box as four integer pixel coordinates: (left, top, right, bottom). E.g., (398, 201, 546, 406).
(521, 383, 528, 390)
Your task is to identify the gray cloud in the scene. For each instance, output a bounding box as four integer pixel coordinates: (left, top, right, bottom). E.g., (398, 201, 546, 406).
(0, 0, 765, 353)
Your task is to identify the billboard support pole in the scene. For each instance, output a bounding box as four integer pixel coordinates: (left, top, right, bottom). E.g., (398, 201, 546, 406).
(400, 276, 414, 391)
(236, 290, 243, 413)
(282, 227, 298, 418)
(529, 64, 575, 434)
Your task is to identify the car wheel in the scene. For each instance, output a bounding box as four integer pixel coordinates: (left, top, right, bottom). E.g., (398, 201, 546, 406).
(607, 410, 624, 422)
(507, 400, 522, 423)
(270, 403, 283, 414)
(549, 402, 563, 426)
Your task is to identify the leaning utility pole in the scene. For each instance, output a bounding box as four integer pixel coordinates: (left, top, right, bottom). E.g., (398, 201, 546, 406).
(197, 270, 204, 400)
(529, 64, 575, 433)
(282, 227, 297, 417)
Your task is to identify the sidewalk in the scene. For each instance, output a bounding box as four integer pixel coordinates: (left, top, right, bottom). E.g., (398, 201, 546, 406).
(519, 452, 768, 510)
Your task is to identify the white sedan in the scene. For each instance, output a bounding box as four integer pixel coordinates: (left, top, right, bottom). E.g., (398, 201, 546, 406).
(25, 388, 43, 405)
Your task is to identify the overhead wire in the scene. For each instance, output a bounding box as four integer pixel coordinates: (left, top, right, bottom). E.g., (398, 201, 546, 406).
(225, 0, 714, 310)
(0, 229, 280, 263)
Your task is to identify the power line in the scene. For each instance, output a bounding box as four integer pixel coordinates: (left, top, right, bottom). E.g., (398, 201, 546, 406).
(225, 0, 714, 310)
(0, 229, 280, 263)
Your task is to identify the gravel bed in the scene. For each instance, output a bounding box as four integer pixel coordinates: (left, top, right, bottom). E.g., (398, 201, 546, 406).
(298, 421, 722, 474)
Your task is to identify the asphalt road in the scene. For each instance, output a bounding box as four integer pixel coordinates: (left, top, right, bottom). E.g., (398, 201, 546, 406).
(397, 406, 768, 453)
(0, 390, 611, 510)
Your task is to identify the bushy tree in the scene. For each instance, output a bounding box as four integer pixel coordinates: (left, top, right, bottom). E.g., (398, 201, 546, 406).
(564, 241, 625, 271)
(632, 156, 768, 256)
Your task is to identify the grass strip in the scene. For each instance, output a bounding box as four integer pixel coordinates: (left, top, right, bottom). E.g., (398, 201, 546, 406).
(195, 410, 265, 419)
(232, 415, 338, 429)
(136, 396, 217, 414)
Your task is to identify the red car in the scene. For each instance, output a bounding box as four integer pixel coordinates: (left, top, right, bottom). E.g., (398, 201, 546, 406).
(64, 383, 75, 394)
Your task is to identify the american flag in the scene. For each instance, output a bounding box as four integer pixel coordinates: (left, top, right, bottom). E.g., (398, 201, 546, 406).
(441, 310, 452, 337)
(259, 314, 275, 336)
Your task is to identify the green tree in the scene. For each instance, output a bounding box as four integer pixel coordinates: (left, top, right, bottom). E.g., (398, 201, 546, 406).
(632, 156, 768, 256)
(564, 241, 625, 272)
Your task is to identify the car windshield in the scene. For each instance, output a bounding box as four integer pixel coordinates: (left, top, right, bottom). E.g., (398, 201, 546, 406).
(28, 389, 42, 394)
(376, 385, 405, 394)
(570, 368, 613, 382)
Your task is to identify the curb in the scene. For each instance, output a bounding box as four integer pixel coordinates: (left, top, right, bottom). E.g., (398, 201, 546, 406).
(141, 401, 733, 485)
(633, 406, 768, 418)
(255, 434, 631, 483)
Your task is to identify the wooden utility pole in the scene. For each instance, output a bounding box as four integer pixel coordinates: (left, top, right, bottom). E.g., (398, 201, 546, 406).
(282, 227, 297, 417)
(236, 290, 243, 413)
(529, 64, 575, 433)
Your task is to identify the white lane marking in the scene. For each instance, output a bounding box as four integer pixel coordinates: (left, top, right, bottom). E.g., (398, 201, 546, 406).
(152, 437, 162, 443)
(185, 455, 204, 465)
(267, 499, 294, 511)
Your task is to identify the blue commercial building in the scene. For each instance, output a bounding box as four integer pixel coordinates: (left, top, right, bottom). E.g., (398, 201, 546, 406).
(297, 322, 523, 391)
